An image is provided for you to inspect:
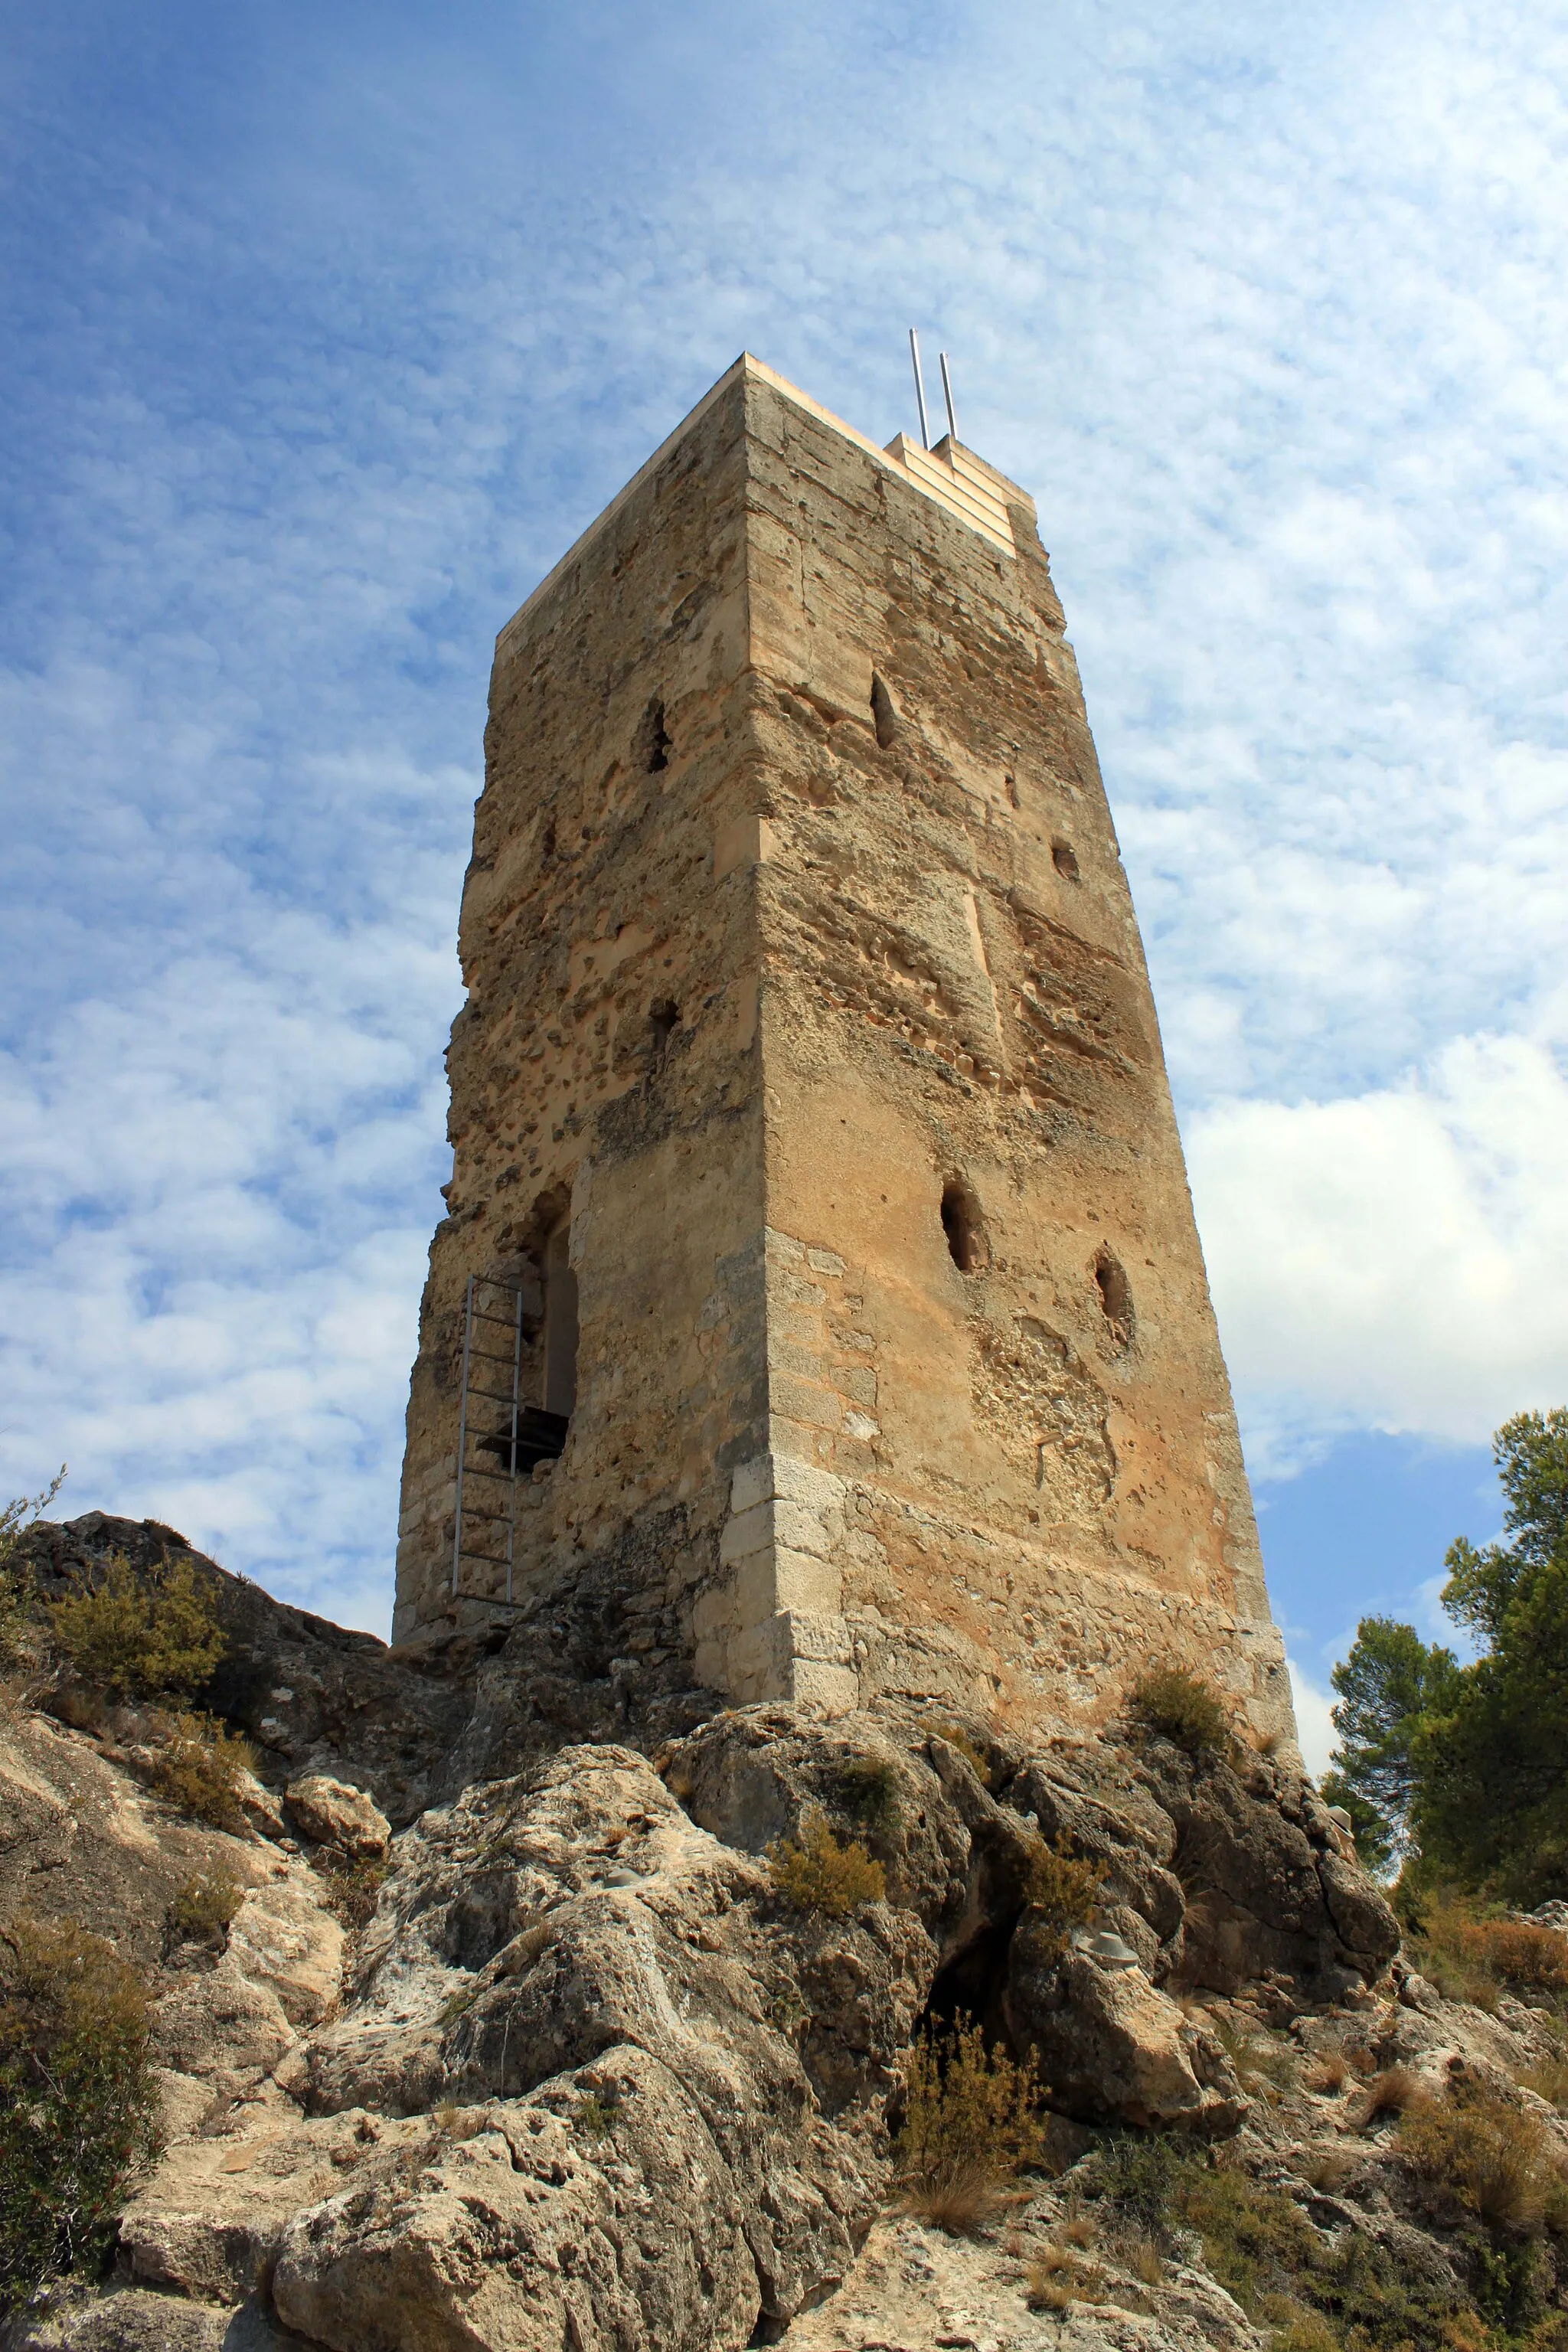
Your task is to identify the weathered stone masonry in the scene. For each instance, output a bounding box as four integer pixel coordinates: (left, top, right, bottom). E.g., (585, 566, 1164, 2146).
(393, 354, 1295, 1749)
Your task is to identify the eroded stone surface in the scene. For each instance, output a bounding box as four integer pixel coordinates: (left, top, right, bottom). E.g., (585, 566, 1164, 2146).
(390, 357, 1295, 1754)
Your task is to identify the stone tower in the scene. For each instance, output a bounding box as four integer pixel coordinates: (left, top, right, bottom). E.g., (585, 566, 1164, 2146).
(392, 355, 1294, 1748)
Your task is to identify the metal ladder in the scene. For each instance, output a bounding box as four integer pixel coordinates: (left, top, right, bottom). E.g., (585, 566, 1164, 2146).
(449, 1274, 567, 1609)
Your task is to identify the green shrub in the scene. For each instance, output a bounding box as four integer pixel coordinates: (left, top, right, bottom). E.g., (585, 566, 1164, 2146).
(1022, 1835, 1104, 1960)
(893, 2017, 1044, 2233)
(768, 1808, 885, 1917)
(148, 1713, 255, 1833)
(0, 1913, 160, 2311)
(50, 1553, 224, 1706)
(1093, 2135, 1470, 2352)
(831, 1752, 900, 1834)
(575, 2092, 616, 2142)
(1127, 1665, 1233, 1759)
(166, 1865, 245, 1946)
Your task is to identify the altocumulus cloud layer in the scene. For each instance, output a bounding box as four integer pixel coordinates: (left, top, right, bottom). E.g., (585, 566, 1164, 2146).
(1, 0, 1564, 1668)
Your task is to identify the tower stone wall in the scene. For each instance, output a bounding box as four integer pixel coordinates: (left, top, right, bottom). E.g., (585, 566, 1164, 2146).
(393, 355, 1295, 1750)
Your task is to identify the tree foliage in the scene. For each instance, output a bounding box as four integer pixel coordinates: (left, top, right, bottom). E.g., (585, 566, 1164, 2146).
(1325, 1619, 1460, 1870)
(1325, 1409, 1568, 1905)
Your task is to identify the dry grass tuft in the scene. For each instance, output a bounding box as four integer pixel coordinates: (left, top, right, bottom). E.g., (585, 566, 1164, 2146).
(1398, 2081, 1567, 2233)
(893, 2017, 1044, 2235)
(1518, 2056, 1568, 2111)
(1024, 2246, 1109, 2310)
(1306, 2050, 1351, 2096)
(768, 1808, 885, 1918)
(1354, 2067, 1428, 2128)
(1214, 2020, 1297, 2103)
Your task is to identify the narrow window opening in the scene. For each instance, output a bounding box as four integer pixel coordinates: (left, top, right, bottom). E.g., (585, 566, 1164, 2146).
(543, 1220, 580, 1419)
(1094, 1248, 1134, 1349)
(649, 997, 679, 1057)
(940, 1180, 986, 1272)
(1004, 773, 1019, 809)
(642, 697, 671, 773)
(1052, 840, 1080, 881)
(870, 673, 898, 750)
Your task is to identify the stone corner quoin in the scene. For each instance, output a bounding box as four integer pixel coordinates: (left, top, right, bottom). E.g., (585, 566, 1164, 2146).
(390, 349, 1295, 1754)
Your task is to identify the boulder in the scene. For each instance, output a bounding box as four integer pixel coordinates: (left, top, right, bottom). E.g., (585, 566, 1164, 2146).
(283, 1772, 390, 1859)
(273, 2050, 761, 2352)
(1004, 1929, 1247, 2132)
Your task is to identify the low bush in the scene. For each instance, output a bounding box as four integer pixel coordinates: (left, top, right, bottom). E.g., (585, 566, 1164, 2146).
(148, 1713, 255, 1834)
(574, 2092, 616, 2143)
(831, 1753, 900, 1835)
(1406, 1893, 1568, 2013)
(313, 1852, 390, 1934)
(893, 2017, 1044, 2234)
(166, 1864, 245, 1946)
(768, 1808, 885, 1917)
(0, 1913, 160, 2312)
(1127, 1665, 1232, 1760)
(49, 1553, 225, 1707)
(1021, 1836, 1104, 1962)
(1518, 2056, 1568, 2111)
(1398, 2080, 1568, 2236)
(1093, 2134, 1470, 2352)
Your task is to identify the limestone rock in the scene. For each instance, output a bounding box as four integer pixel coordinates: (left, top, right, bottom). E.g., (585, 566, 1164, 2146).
(1004, 1935, 1247, 2132)
(273, 2050, 761, 2352)
(2, 2286, 309, 2349)
(2, 1684, 1415, 2352)
(23, 1513, 472, 1826)
(227, 1874, 345, 2024)
(283, 1772, 390, 1858)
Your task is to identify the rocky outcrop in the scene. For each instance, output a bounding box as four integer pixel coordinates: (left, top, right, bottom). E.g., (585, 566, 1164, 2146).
(283, 1776, 390, 1859)
(3, 1531, 1423, 2352)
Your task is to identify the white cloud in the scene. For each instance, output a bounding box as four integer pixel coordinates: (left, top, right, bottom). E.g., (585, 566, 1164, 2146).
(1190, 1028, 1568, 1470)
(2, 0, 1566, 1633)
(1287, 1656, 1338, 1781)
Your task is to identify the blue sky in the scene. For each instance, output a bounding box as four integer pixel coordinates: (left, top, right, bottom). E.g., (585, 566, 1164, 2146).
(4, 0, 1566, 1769)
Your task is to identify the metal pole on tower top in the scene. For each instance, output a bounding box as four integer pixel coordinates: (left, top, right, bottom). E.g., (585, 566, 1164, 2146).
(908, 328, 931, 450)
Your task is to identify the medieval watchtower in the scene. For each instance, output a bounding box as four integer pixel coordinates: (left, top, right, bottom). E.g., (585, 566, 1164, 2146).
(392, 355, 1295, 1747)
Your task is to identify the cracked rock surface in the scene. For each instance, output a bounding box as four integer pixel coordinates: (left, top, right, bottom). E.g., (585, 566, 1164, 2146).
(11, 1524, 1517, 2352)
